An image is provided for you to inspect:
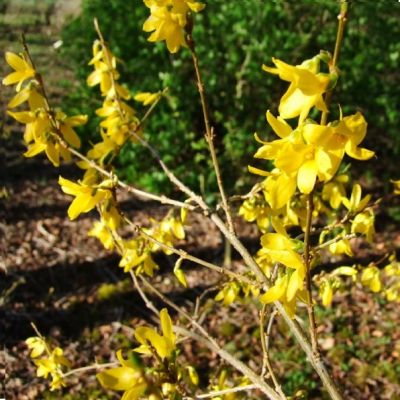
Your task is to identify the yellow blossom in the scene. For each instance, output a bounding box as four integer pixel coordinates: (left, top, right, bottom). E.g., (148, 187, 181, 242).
(7, 85, 45, 110)
(317, 266, 357, 307)
(143, 0, 205, 53)
(8, 108, 86, 166)
(215, 281, 240, 306)
(322, 174, 348, 209)
(134, 308, 176, 359)
(260, 232, 304, 271)
(57, 112, 87, 149)
(88, 220, 115, 250)
(351, 209, 375, 243)
(262, 56, 329, 122)
(3, 51, 35, 91)
(361, 265, 381, 293)
(119, 239, 158, 276)
(134, 91, 160, 105)
(260, 274, 298, 318)
(392, 179, 400, 195)
(26, 336, 46, 358)
(253, 112, 373, 195)
(328, 236, 353, 257)
(97, 349, 147, 400)
(87, 40, 130, 100)
(342, 183, 371, 213)
(238, 195, 271, 232)
(58, 176, 112, 220)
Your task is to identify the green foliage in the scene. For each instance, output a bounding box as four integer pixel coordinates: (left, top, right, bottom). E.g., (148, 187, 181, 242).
(60, 0, 400, 195)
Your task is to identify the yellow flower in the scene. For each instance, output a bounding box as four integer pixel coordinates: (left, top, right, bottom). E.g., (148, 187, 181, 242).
(87, 40, 130, 100)
(134, 91, 160, 105)
(328, 237, 353, 257)
(361, 265, 381, 293)
(143, 0, 205, 53)
(33, 347, 70, 391)
(96, 98, 138, 145)
(322, 174, 348, 209)
(317, 267, 357, 307)
(26, 336, 46, 358)
(238, 195, 271, 232)
(342, 183, 371, 213)
(3, 52, 35, 91)
(262, 170, 297, 210)
(260, 274, 298, 318)
(392, 179, 400, 195)
(319, 279, 334, 307)
(8, 109, 85, 166)
(262, 56, 329, 122)
(253, 112, 372, 196)
(119, 240, 158, 276)
(88, 220, 115, 250)
(351, 209, 375, 243)
(334, 112, 374, 161)
(7, 86, 45, 110)
(134, 308, 176, 359)
(143, 5, 186, 53)
(58, 176, 112, 220)
(260, 232, 304, 271)
(215, 281, 240, 306)
(97, 349, 147, 400)
(57, 112, 87, 149)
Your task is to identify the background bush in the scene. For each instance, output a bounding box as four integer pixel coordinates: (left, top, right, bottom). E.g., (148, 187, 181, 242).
(60, 0, 400, 197)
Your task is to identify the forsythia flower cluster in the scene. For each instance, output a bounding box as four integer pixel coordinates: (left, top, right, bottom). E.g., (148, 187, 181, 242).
(315, 253, 400, 307)
(25, 335, 70, 391)
(236, 53, 377, 315)
(97, 308, 199, 400)
(143, 0, 205, 53)
(3, 52, 87, 166)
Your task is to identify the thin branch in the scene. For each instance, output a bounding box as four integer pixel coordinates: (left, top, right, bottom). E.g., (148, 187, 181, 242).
(68, 144, 195, 209)
(62, 362, 119, 378)
(303, 193, 319, 355)
(260, 306, 286, 399)
(192, 384, 258, 399)
(186, 34, 235, 235)
(228, 183, 263, 203)
(314, 233, 358, 252)
(130, 270, 159, 315)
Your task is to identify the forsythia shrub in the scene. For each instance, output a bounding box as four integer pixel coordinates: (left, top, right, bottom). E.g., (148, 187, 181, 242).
(4, 1, 400, 399)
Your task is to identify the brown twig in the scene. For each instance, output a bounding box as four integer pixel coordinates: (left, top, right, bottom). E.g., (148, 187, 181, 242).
(186, 33, 235, 235)
(303, 193, 319, 355)
(260, 306, 286, 399)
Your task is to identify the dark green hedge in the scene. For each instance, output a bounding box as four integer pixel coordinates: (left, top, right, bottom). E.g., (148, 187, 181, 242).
(60, 0, 400, 197)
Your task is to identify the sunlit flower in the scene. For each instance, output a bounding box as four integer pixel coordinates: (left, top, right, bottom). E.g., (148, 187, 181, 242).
(58, 176, 113, 220)
(351, 209, 375, 243)
(119, 239, 158, 276)
(3, 52, 35, 91)
(97, 349, 147, 400)
(134, 308, 176, 359)
(262, 56, 329, 122)
(361, 265, 381, 293)
(134, 91, 160, 106)
(143, 0, 205, 53)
